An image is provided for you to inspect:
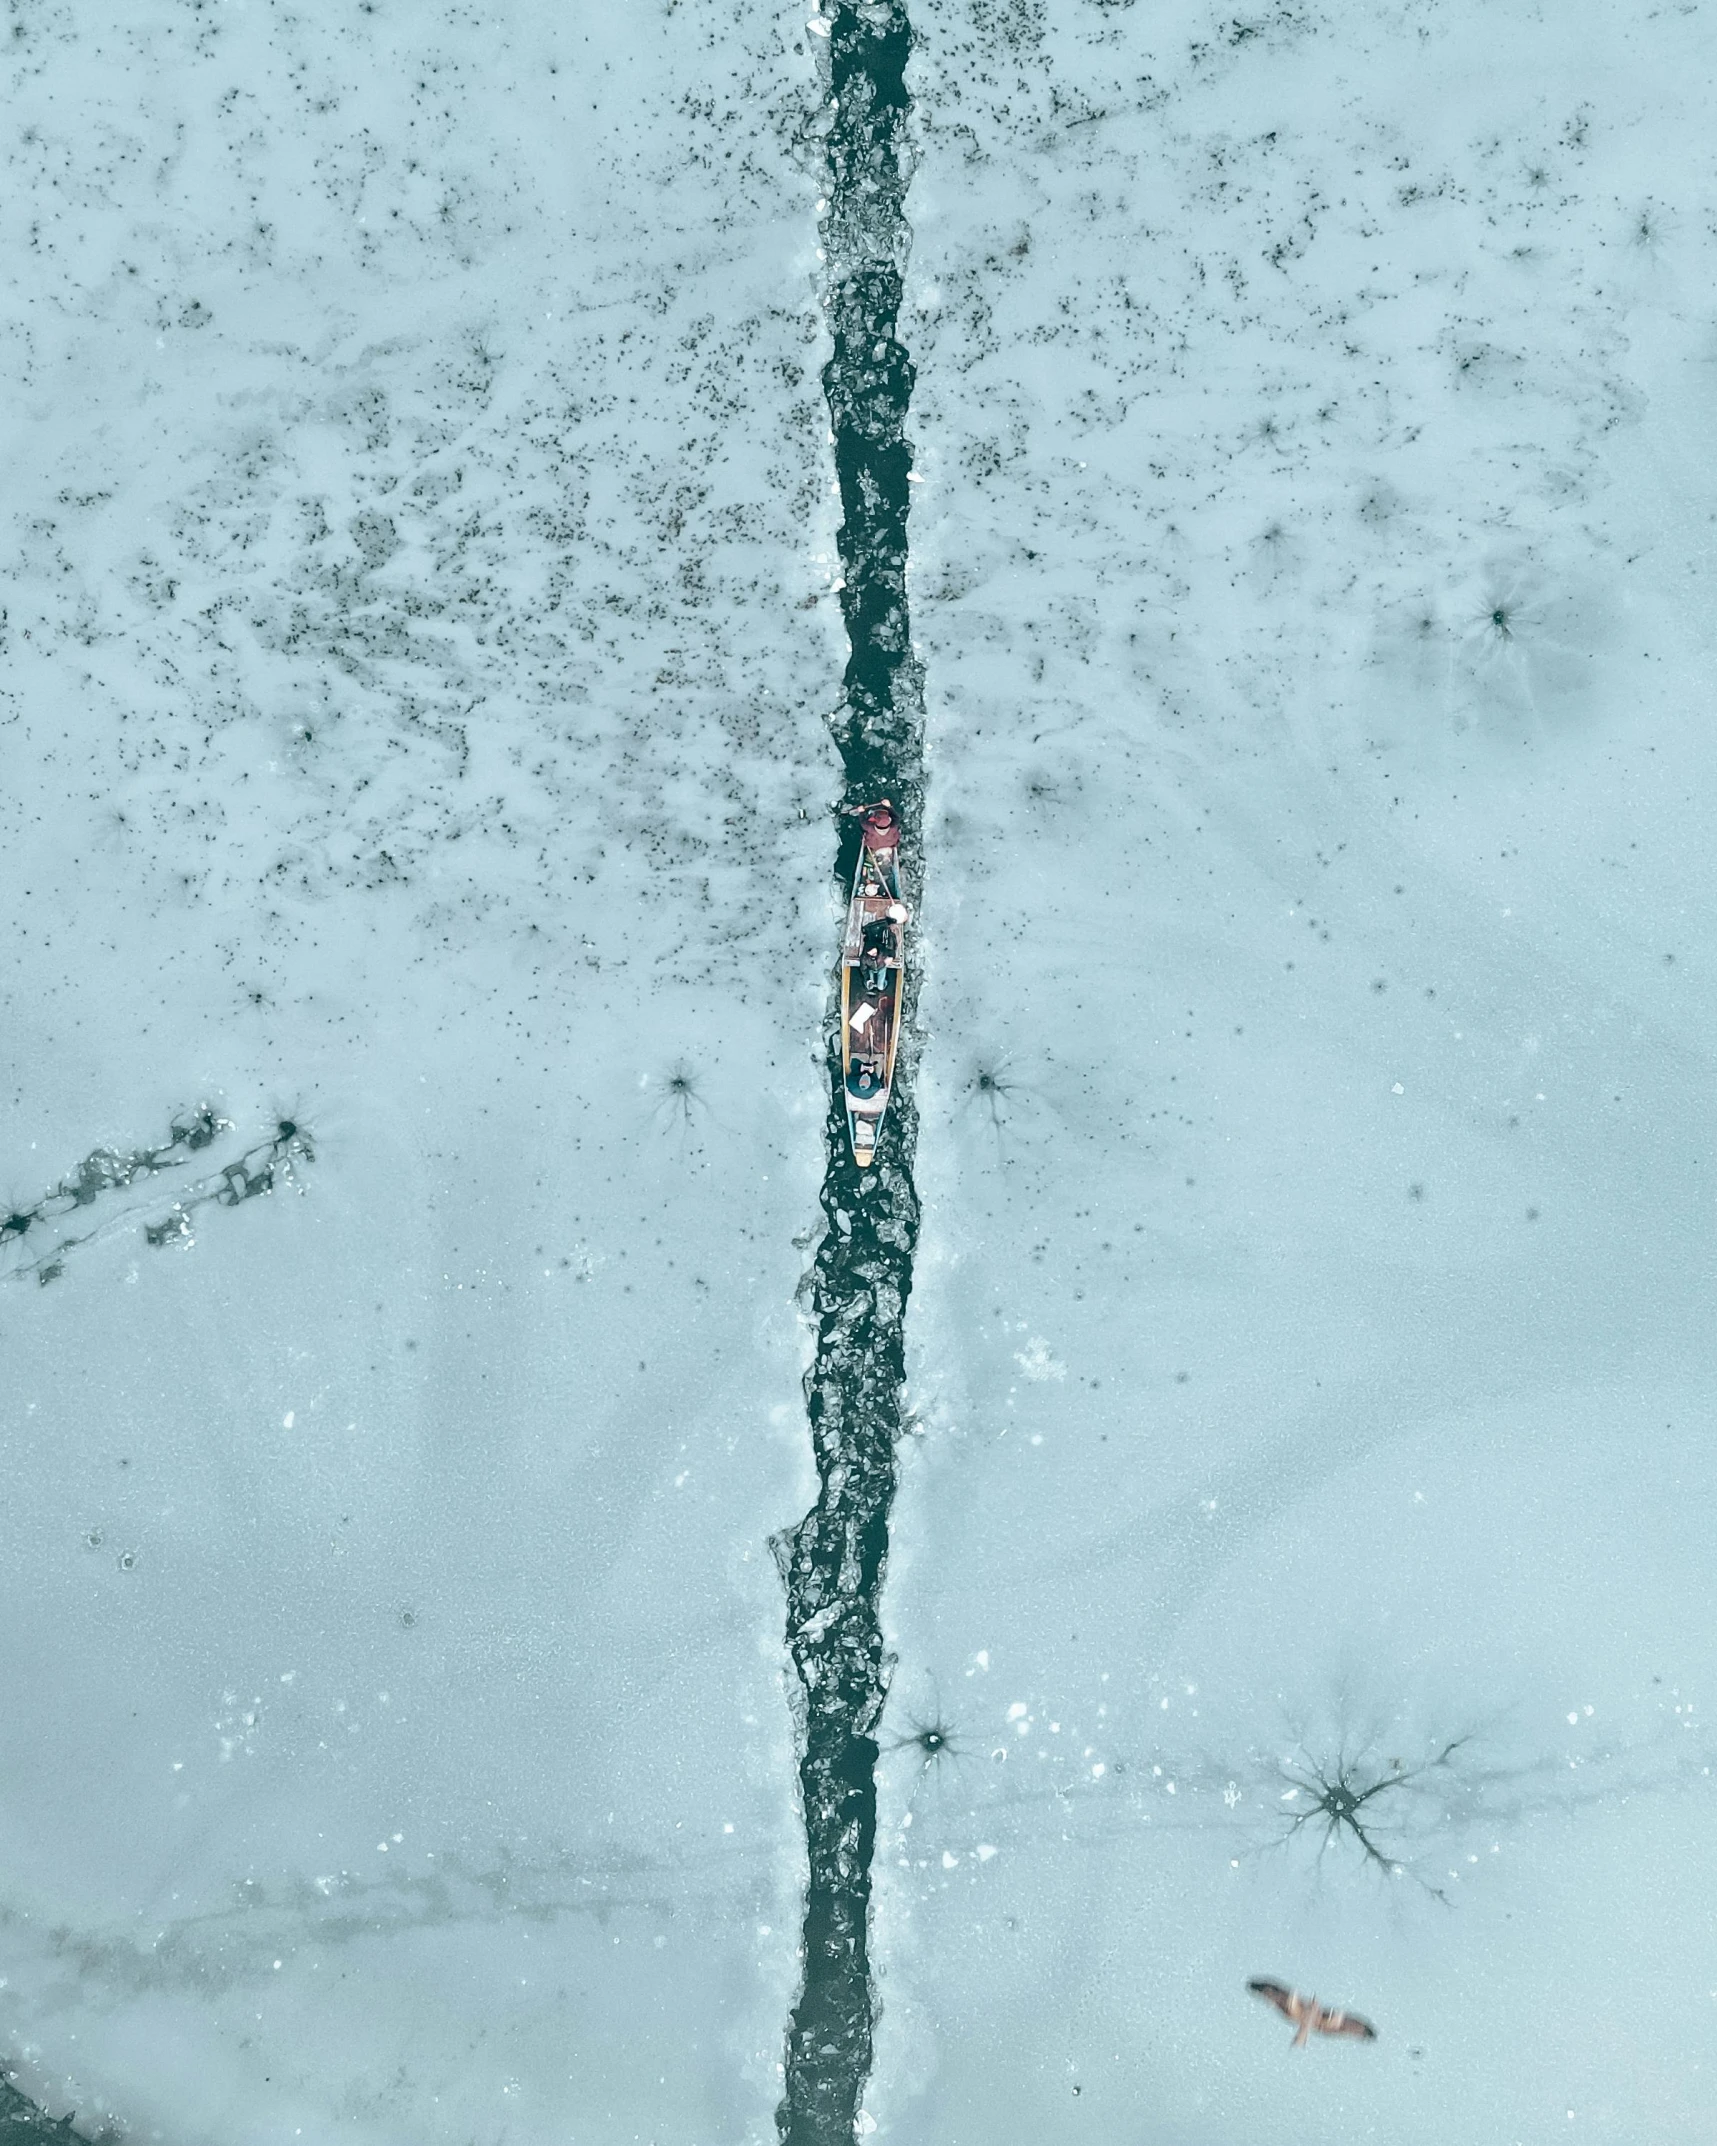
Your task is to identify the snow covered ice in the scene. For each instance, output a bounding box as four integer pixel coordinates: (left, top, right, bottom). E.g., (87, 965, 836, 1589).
(880, 2, 1717, 2141)
(2, 5, 836, 2141)
(8, 0, 1717, 2142)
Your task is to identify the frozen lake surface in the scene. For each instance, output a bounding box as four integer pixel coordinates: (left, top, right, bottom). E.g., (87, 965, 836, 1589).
(5, 1, 1717, 2142)
(4, 5, 835, 2141)
(887, 2, 1717, 2140)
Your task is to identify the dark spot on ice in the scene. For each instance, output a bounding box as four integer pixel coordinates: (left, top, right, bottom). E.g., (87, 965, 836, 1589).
(889, 1705, 961, 1771)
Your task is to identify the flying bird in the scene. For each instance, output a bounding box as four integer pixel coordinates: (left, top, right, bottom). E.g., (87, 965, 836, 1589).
(1248, 1978, 1377, 2047)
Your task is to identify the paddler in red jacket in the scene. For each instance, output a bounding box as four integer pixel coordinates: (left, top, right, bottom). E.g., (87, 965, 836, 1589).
(855, 800, 899, 851)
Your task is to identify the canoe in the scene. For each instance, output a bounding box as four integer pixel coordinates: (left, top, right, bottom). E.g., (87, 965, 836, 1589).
(841, 803, 908, 1167)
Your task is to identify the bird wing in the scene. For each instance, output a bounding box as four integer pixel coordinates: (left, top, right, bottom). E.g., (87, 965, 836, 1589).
(1314, 2005, 1377, 2041)
(1246, 1979, 1297, 2019)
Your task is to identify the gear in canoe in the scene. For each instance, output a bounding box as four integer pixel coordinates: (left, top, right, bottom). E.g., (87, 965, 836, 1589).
(840, 801, 908, 1167)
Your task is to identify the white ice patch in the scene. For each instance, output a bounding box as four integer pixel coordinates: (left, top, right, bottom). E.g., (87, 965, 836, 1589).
(1012, 1338, 1066, 1382)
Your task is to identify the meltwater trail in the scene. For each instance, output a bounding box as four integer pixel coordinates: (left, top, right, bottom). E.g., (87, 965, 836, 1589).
(774, 7, 921, 2145)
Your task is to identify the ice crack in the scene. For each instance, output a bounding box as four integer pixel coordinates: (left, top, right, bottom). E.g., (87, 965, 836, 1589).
(3, 1113, 314, 1287)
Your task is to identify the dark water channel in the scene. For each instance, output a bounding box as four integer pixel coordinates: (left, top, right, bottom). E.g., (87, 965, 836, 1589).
(773, 6, 922, 2145)
(0, 2067, 93, 2143)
